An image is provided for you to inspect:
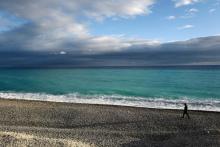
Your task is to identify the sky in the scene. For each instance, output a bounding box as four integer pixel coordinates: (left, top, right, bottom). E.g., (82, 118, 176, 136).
(0, 0, 220, 67)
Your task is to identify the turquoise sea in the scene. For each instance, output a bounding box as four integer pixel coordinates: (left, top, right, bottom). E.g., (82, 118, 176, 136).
(0, 67, 220, 111)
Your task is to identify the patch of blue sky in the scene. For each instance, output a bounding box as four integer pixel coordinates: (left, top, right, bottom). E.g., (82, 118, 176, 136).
(0, 10, 28, 33)
(89, 0, 220, 42)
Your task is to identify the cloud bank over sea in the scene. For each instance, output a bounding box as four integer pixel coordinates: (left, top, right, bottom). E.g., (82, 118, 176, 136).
(0, 0, 220, 67)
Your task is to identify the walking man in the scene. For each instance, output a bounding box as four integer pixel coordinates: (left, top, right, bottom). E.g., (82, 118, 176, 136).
(182, 103, 190, 119)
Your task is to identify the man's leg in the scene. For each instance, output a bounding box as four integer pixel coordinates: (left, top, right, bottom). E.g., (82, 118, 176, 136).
(186, 113, 190, 119)
(182, 112, 185, 118)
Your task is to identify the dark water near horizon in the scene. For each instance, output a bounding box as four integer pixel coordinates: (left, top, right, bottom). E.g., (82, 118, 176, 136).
(0, 67, 220, 111)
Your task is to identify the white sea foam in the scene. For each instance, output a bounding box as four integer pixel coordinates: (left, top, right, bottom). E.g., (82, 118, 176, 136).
(0, 92, 220, 112)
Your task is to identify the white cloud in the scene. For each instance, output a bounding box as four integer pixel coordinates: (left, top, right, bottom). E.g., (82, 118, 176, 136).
(174, 0, 200, 7)
(209, 9, 216, 13)
(188, 8, 199, 13)
(79, 36, 160, 54)
(60, 51, 67, 55)
(178, 24, 194, 30)
(0, 0, 156, 53)
(82, 0, 155, 21)
(166, 15, 176, 20)
(180, 8, 199, 19)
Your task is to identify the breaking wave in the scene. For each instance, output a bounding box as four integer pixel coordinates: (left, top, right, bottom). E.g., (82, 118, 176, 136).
(0, 92, 220, 112)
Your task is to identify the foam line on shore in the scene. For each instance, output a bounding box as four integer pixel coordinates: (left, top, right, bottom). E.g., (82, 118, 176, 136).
(0, 92, 220, 112)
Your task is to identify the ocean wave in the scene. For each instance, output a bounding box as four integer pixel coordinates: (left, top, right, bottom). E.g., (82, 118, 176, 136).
(0, 92, 220, 112)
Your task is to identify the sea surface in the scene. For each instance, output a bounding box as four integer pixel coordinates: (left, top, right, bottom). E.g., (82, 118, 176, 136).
(0, 67, 220, 111)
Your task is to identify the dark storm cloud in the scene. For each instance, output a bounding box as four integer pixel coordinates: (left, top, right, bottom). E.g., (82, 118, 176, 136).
(0, 36, 220, 67)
